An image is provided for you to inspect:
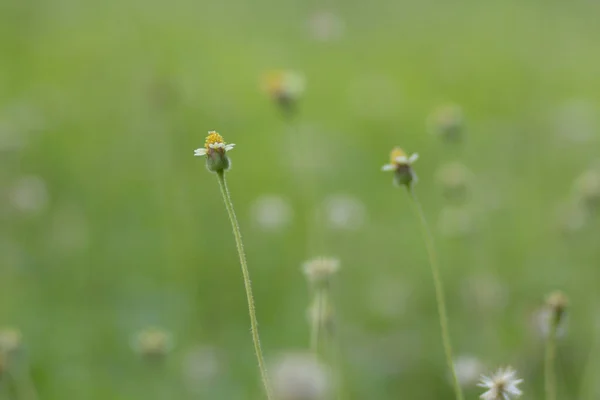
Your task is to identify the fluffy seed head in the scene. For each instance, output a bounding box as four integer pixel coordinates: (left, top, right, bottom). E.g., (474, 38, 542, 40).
(271, 352, 331, 400)
(453, 355, 484, 387)
(302, 257, 340, 287)
(478, 367, 523, 400)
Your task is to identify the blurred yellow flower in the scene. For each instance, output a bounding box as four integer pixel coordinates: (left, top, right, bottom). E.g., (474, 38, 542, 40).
(381, 147, 419, 187)
(262, 70, 305, 115)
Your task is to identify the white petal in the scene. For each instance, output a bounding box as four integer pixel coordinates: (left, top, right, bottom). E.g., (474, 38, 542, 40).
(194, 148, 207, 156)
(225, 144, 235, 151)
(409, 153, 419, 163)
(381, 164, 396, 171)
(395, 156, 408, 164)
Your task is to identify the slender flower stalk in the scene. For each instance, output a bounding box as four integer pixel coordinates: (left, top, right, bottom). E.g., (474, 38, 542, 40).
(544, 291, 568, 400)
(408, 188, 463, 400)
(545, 321, 558, 400)
(194, 131, 273, 399)
(216, 171, 273, 400)
(382, 147, 463, 400)
(309, 289, 326, 354)
(303, 257, 339, 356)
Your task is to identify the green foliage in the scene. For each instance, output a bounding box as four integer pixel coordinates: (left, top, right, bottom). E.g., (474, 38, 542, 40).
(1, 0, 600, 398)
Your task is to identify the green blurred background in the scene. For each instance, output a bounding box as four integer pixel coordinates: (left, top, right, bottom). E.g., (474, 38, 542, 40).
(2, 0, 600, 398)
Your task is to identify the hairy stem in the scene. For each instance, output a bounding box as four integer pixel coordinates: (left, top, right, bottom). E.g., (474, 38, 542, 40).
(216, 171, 273, 399)
(408, 188, 464, 400)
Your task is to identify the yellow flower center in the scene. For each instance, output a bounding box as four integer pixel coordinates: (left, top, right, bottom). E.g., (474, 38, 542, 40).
(205, 131, 225, 150)
(390, 147, 407, 165)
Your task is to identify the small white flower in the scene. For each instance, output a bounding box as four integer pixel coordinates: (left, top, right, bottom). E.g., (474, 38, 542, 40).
(193, 131, 235, 157)
(478, 367, 523, 400)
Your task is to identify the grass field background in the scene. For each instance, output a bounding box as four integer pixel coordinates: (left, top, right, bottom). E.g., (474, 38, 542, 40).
(2, 0, 600, 398)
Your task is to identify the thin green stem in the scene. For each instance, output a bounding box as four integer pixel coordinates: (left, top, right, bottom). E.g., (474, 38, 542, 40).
(579, 326, 598, 400)
(545, 321, 558, 400)
(310, 289, 324, 355)
(407, 188, 464, 400)
(216, 171, 273, 400)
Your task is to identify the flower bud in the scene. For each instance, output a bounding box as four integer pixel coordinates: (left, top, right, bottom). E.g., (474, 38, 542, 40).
(194, 131, 235, 173)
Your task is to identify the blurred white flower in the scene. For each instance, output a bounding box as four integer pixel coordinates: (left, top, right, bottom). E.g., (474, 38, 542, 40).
(428, 104, 464, 143)
(9, 175, 48, 214)
(573, 168, 600, 208)
(0, 101, 44, 152)
(302, 257, 340, 287)
(250, 195, 293, 231)
(182, 345, 221, 393)
(307, 11, 345, 42)
(437, 206, 475, 238)
(271, 352, 331, 400)
(322, 194, 366, 231)
(0, 327, 22, 354)
(556, 201, 588, 234)
(366, 277, 411, 319)
(436, 162, 472, 202)
(284, 123, 333, 177)
(453, 355, 484, 387)
(49, 204, 89, 253)
(553, 99, 597, 143)
(461, 274, 508, 313)
(348, 74, 401, 119)
(478, 367, 523, 400)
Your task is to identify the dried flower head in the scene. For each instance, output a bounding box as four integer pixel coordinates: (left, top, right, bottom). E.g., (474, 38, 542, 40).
(546, 291, 569, 327)
(0, 328, 22, 354)
(428, 104, 464, 143)
(478, 367, 523, 400)
(132, 327, 173, 359)
(381, 147, 419, 187)
(270, 352, 331, 400)
(262, 70, 305, 116)
(194, 131, 235, 173)
(302, 257, 340, 287)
